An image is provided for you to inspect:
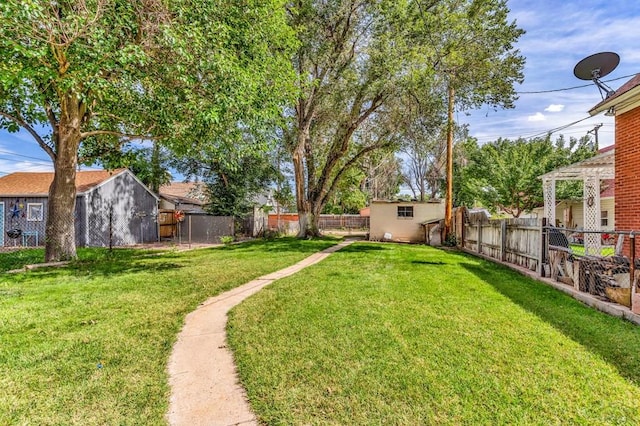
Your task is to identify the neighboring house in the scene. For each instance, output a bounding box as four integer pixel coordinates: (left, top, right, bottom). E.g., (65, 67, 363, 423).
(532, 178, 615, 230)
(0, 169, 159, 247)
(369, 200, 445, 243)
(539, 144, 616, 235)
(158, 182, 207, 213)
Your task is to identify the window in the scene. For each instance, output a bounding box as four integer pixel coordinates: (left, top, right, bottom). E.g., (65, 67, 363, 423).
(601, 210, 608, 227)
(27, 203, 43, 222)
(397, 206, 414, 218)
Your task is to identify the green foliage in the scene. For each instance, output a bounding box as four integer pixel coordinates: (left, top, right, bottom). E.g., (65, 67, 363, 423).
(84, 142, 172, 193)
(460, 136, 596, 216)
(322, 168, 368, 214)
(272, 179, 296, 212)
(443, 233, 458, 247)
(202, 151, 277, 217)
(411, 0, 526, 111)
(220, 235, 234, 245)
(0, 0, 297, 260)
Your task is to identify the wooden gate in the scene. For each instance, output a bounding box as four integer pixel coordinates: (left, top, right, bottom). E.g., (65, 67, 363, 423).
(158, 209, 177, 238)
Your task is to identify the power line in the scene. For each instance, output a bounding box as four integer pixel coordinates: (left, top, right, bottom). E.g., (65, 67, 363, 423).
(472, 118, 610, 143)
(516, 73, 637, 94)
(0, 148, 52, 163)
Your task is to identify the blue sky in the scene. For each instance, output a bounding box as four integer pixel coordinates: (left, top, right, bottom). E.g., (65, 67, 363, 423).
(2, 0, 640, 176)
(460, 0, 640, 148)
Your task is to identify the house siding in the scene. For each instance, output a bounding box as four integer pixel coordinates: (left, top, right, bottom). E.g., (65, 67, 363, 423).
(369, 201, 445, 243)
(532, 198, 615, 230)
(83, 171, 158, 247)
(1, 196, 48, 247)
(616, 107, 640, 235)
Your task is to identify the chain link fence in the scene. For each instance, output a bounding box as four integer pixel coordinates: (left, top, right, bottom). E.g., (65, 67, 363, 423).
(545, 226, 639, 308)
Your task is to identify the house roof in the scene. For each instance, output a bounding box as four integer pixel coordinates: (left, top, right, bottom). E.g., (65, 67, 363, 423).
(538, 148, 615, 181)
(159, 182, 206, 206)
(589, 73, 640, 116)
(0, 169, 127, 197)
(600, 178, 615, 198)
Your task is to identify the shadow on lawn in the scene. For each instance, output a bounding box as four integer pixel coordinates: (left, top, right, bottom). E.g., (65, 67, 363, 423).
(337, 244, 388, 253)
(18, 256, 185, 279)
(459, 258, 640, 386)
(411, 259, 446, 265)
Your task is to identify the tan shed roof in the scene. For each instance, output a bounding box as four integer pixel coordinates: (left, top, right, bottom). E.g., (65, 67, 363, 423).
(0, 169, 125, 196)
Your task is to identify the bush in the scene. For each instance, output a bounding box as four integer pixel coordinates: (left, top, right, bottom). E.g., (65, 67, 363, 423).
(443, 233, 458, 247)
(220, 235, 234, 245)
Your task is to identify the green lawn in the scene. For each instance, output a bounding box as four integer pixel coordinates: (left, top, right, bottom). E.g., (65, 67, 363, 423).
(228, 242, 640, 425)
(0, 238, 338, 425)
(570, 243, 615, 257)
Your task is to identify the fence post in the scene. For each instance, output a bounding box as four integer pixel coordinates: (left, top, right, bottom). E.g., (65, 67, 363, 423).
(539, 218, 547, 277)
(501, 220, 507, 262)
(460, 208, 465, 248)
(631, 233, 639, 314)
(477, 221, 482, 254)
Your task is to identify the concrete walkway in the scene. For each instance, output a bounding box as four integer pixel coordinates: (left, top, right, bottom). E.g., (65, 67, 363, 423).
(166, 239, 356, 426)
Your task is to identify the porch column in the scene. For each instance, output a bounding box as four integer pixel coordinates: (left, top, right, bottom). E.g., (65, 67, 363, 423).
(543, 178, 556, 226)
(583, 174, 601, 256)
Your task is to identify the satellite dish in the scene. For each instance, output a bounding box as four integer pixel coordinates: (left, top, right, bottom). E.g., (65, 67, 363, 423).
(573, 52, 620, 99)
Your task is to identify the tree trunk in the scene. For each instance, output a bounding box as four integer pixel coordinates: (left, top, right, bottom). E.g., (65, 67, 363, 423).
(297, 210, 321, 238)
(45, 97, 82, 261)
(292, 121, 322, 238)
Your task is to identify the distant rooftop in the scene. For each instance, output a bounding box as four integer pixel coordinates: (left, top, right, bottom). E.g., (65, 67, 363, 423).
(159, 182, 207, 205)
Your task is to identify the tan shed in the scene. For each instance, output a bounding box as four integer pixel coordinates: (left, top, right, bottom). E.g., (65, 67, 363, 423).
(369, 200, 445, 243)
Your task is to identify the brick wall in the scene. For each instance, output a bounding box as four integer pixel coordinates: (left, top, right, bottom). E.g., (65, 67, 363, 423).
(615, 107, 640, 255)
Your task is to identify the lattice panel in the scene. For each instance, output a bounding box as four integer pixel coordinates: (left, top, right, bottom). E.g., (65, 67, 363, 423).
(543, 179, 555, 225)
(583, 176, 601, 256)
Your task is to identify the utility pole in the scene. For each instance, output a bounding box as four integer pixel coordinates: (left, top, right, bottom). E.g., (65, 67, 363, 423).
(587, 123, 603, 151)
(444, 84, 455, 240)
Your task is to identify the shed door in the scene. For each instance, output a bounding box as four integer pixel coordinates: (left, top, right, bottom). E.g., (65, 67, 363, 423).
(0, 202, 4, 246)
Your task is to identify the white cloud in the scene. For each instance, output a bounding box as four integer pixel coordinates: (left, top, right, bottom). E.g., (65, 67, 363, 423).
(544, 104, 564, 112)
(527, 112, 546, 122)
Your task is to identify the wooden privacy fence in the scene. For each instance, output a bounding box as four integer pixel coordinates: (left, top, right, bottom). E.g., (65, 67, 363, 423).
(462, 211, 542, 272)
(267, 214, 369, 234)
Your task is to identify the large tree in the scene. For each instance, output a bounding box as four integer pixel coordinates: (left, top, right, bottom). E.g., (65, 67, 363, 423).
(463, 136, 596, 217)
(286, 0, 524, 237)
(0, 0, 295, 260)
(286, 0, 431, 236)
(408, 0, 525, 235)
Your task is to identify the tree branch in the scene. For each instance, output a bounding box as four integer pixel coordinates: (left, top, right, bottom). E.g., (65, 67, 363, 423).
(79, 129, 162, 140)
(0, 110, 56, 161)
(320, 140, 395, 207)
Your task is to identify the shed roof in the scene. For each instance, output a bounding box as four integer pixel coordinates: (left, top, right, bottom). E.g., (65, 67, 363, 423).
(0, 169, 127, 196)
